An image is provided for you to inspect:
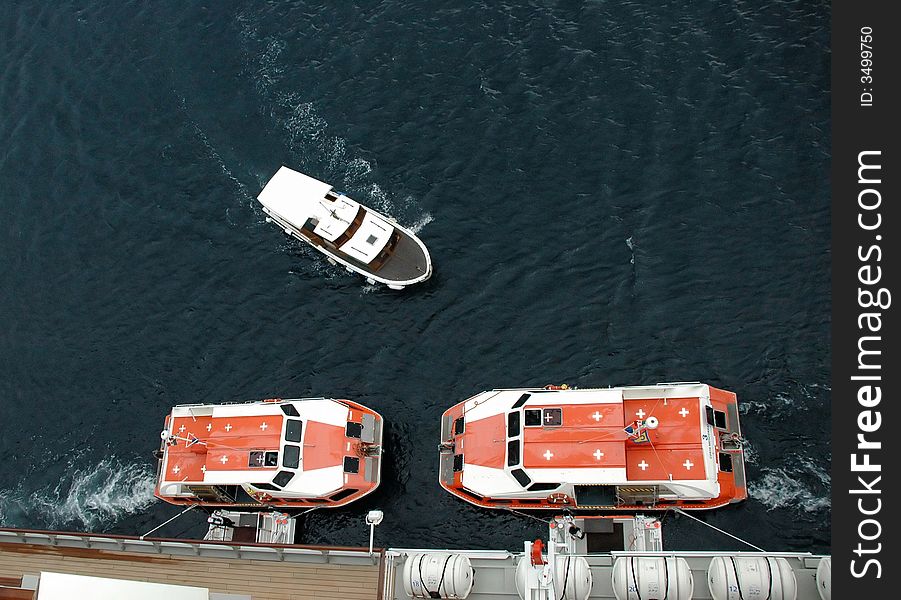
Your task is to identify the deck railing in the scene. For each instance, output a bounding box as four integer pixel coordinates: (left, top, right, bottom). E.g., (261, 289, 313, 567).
(0, 526, 380, 566)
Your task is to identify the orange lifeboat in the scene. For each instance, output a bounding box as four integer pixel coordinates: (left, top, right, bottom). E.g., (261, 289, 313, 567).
(154, 397, 383, 509)
(438, 383, 747, 511)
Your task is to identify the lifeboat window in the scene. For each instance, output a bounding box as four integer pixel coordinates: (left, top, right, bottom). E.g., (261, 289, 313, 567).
(524, 409, 542, 427)
(329, 488, 358, 502)
(542, 408, 562, 427)
(285, 419, 303, 442)
(273, 471, 294, 487)
(343, 456, 360, 473)
(510, 468, 531, 487)
(705, 405, 715, 426)
(527, 482, 560, 492)
(453, 454, 464, 472)
(507, 440, 521, 467)
(346, 421, 363, 439)
(719, 452, 734, 472)
(453, 417, 465, 435)
(280, 404, 300, 417)
(714, 410, 728, 429)
(511, 393, 531, 409)
(264, 451, 279, 467)
(283, 445, 300, 468)
(507, 411, 521, 437)
(252, 483, 280, 491)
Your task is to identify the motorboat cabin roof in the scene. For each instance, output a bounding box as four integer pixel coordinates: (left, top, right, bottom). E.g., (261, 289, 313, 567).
(155, 398, 383, 508)
(439, 383, 746, 511)
(258, 167, 432, 289)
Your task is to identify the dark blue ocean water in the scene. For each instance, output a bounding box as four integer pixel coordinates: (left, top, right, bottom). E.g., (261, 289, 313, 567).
(0, 1, 830, 552)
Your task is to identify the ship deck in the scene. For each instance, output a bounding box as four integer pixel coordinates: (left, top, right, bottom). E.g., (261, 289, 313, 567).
(373, 231, 429, 282)
(0, 528, 382, 600)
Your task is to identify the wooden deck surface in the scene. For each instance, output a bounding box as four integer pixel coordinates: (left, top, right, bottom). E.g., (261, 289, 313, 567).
(0, 541, 381, 600)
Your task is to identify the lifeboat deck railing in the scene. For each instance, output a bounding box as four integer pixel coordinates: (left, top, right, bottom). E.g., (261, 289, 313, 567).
(0, 526, 380, 566)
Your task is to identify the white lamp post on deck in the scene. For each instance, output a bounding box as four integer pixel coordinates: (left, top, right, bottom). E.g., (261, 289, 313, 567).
(365, 510, 384, 556)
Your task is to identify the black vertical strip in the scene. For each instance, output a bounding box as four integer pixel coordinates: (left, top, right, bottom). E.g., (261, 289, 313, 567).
(832, 0, 898, 596)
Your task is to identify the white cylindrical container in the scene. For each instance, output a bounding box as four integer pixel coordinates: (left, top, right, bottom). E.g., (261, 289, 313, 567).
(708, 556, 797, 600)
(612, 556, 693, 600)
(815, 557, 831, 600)
(403, 553, 474, 599)
(553, 556, 593, 600)
(514, 556, 592, 600)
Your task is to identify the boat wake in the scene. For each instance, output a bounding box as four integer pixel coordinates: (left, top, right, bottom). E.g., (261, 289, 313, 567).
(749, 454, 830, 513)
(0, 457, 157, 530)
(408, 213, 435, 234)
(237, 13, 434, 242)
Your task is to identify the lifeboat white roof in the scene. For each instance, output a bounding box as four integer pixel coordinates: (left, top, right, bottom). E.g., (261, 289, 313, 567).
(453, 384, 722, 499)
(160, 399, 353, 497)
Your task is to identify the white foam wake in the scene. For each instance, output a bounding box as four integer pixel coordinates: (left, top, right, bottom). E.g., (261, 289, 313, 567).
(0, 457, 157, 530)
(749, 455, 830, 513)
(408, 213, 435, 234)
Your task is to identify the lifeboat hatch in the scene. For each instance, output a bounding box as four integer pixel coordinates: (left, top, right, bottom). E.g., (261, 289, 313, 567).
(574, 485, 616, 508)
(706, 406, 728, 429)
(343, 456, 360, 474)
(453, 454, 464, 472)
(248, 451, 278, 468)
(718, 452, 734, 472)
(345, 421, 363, 439)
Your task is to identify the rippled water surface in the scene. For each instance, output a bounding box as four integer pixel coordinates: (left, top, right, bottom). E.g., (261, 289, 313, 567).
(0, 1, 830, 551)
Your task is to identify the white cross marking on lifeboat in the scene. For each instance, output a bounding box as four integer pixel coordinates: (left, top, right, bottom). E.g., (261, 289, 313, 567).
(545, 413, 554, 423)
(224, 423, 233, 432)
(220, 455, 229, 465)
(178, 425, 186, 433)
(260, 422, 268, 431)
(638, 460, 649, 471)
(683, 459, 694, 470)
(172, 465, 180, 474)
(256, 454, 264, 464)
(592, 411, 603, 422)
(200, 465, 207, 473)
(593, 449, 604, 460)
(679, 408, 690, 417)
(635, 409, 646, 419)
(543, 450, 554, 460)
(206, 423, 212, 432)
